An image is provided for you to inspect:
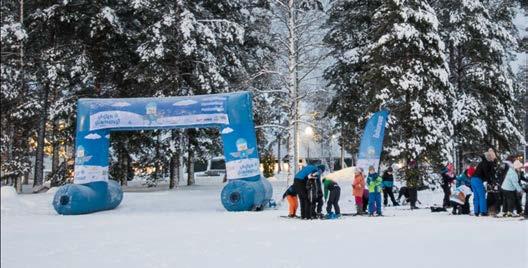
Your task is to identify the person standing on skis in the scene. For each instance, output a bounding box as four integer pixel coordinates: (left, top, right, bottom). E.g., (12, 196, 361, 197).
(322, 177, 341, 218)
(293, 164, 324, 219)
(367, 166, 383, 216)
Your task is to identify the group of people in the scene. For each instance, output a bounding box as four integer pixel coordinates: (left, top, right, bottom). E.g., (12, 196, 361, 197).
(283, 163, 406, 219)
(283, 148, 528, 220)
(440, 148, 528, 218)
(283, 164, 341, 219)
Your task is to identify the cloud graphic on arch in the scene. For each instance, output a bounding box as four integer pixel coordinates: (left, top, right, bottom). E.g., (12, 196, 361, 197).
(173, 100, 198, 106)
(85, 133, 102, 139)
(111, 101, 131, 107)
(221, 127, 234, 134)
(105, 134, 110, 139)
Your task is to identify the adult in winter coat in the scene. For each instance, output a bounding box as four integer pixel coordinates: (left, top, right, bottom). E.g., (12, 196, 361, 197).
(352, 168, 366, 215)
(282, 185, 298, 218)
(440, 166, 454, 208)
(367, 166, 383, 216)
(500, 159, 523, 217)
(294, 165, 324, 219)
(471, 148, 497, 216)
(382, 167, 399, 207)
(322, 178, 341, 218)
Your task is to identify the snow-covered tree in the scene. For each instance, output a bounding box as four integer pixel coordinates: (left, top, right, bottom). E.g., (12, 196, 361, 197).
(324, 0, 382, 163)
(0, 1, 32, 189)
(267, 0, 328, 175)
(361, 0, 454, 164)
(436, 0, 523, 161)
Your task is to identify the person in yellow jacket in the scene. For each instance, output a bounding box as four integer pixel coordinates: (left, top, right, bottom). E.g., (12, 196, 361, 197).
(367, 166, 383, 216)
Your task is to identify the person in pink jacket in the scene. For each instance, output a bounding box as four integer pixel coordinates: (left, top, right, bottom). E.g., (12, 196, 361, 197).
(352, 168, 366, 215)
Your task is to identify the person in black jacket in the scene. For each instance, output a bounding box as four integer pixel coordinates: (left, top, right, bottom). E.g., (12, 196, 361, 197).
(440, 166, 454, 208)
(471, 148, 497, 216)
(382, 167, 399, 206)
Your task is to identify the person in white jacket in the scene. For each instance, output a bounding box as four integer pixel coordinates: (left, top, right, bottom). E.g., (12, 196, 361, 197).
(500, 159, 523, 217)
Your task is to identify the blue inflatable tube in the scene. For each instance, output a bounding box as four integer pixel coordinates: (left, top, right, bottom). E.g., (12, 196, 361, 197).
(53, 180, 123, 215)
(221, 177, 273, 211)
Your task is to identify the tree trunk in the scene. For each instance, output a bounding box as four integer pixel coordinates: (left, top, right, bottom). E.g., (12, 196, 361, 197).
(187, 132, 195, 186)
(51, 120, 60, 174)
(33, 83, 49, 187)
(169, 154, 178, 189)
(187, 148, 194, 186)
(277, 134, 282, 173)
(125, 154, 132, 186)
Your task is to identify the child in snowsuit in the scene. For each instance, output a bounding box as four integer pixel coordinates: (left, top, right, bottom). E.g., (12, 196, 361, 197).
(282, 185, 298, 218)
(452, 166, 474, 215)
(352, 168, 366, 215)
(382, 167, 399, 207)
(322, 178, 341, 218)
(367, 166, 383, 216)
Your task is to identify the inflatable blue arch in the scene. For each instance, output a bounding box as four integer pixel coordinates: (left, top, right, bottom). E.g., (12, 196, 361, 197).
(53, 92, 272, 215)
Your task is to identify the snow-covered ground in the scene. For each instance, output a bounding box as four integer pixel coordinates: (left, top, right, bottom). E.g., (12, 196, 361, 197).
(2, 175, 527, 268)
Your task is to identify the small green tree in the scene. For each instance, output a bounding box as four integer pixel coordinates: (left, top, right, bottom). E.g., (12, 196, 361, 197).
(261, 153, 276, 178)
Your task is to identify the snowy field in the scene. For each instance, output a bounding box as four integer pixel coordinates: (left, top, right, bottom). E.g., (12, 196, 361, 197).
(2, 176, 527, 268)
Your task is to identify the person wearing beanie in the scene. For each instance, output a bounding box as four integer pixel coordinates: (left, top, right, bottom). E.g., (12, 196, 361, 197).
(471, 148, 497, 216)
(352, 168, 366, 215)
(367, 166, 383, 216)
(500, 158, 523, 217)
(382, 167, 399, 207)
(441, 165, 455, 208)
(293, 164, 324, 219)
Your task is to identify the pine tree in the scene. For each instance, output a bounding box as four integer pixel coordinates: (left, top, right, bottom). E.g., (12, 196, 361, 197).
(436, 0, 523, 160)
(324, 0, 382, 162)
(361, 0, 454, 163)
(1, 1, 33, 189)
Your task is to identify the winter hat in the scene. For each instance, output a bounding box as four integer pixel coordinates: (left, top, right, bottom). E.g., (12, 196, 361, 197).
(513, 160, 523, 170)
(387, 167, 393, 173)
(317, 164, 326, 173)
(466, 166, 476, 177)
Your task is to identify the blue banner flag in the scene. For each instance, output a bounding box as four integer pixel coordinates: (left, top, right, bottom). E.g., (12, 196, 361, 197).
(356, 110, 389, 174)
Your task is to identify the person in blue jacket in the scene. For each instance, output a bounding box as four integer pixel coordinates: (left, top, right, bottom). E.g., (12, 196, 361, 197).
(452, 166, 475, 215)
(382, 167, 399, 207)
(293, 164, 324, 219)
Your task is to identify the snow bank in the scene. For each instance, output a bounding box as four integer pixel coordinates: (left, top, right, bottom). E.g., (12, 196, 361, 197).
(1, 178, 526, 268)
(1, 186, 17, 200)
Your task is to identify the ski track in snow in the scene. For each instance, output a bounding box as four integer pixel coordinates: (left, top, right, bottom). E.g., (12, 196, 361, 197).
(2, 176, 527, 268)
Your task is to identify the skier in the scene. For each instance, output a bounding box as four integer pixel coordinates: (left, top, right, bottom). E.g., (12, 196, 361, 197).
(440, 166, 454, 208)
(352, 168, 366, 215)
(452, 166, 475, 215)
(500, 159, 523, 217)
(382, 167, 399, 207)
(293, 164, 324, 219)
(282, 185, 298, 218)
(472, 148, 497, 216)
(367, 166, 383, 216)
(322, 177, 341, 218)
